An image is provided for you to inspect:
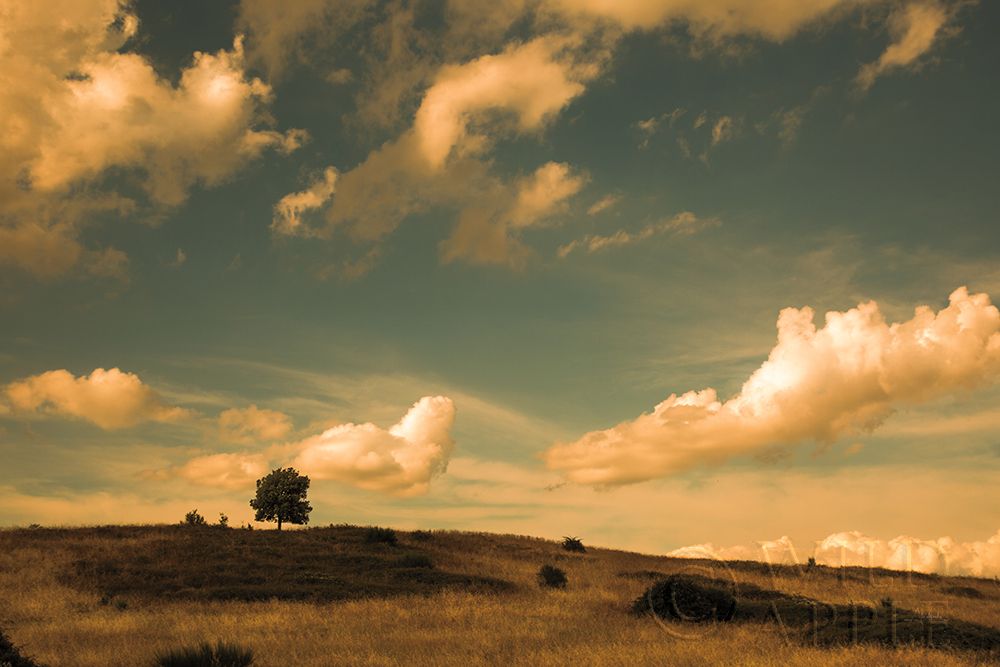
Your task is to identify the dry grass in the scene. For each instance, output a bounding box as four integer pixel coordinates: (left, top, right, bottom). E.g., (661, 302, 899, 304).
(0, 526, 997, 666)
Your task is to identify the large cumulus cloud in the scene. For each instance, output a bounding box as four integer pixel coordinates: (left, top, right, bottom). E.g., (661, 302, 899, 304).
(545, 287, 1000, 485)
(292, 396, 456, 496)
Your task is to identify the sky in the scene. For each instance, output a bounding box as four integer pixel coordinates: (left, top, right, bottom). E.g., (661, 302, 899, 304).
(1, 0, 999, 575)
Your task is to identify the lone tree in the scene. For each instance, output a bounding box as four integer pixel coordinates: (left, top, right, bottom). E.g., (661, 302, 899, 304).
(249, 468, 312, 530)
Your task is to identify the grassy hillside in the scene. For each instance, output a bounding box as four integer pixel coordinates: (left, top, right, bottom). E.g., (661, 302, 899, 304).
(0, 525, 997, 666)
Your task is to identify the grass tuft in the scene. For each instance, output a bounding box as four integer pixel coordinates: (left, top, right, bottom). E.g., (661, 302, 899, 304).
(154, 642, 253, 667)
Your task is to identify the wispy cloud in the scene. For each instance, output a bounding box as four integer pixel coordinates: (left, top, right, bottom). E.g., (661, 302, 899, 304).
(557, 211, 719, 258)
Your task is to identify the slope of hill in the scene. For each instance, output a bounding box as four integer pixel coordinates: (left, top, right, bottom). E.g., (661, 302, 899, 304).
(0, 525, 997, 666)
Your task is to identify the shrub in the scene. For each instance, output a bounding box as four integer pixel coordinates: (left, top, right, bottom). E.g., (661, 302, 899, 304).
(561, 536, 586, 553)
(537, 564, 568, 589)
(632, 575, 736, 622)
(396, 554, 433, 569)
(217, 514, 229, 528)
(154, 641, 254, 667)
(183, 510, 207, 526)
(0, 628, 45, 667)
(365, 527, 398, 545)
(410, 530, 433, 541)
(807, 557, 817, 569)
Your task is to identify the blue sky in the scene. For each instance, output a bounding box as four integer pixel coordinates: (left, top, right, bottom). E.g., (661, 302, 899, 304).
(1, 0, 998, 569)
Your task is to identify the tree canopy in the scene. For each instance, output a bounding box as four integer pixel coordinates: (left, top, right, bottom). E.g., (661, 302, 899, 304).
(249, 468, 312, 530)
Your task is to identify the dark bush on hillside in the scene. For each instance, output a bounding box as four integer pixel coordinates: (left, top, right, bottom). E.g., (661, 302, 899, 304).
(410, 530, 433, 541)
(537, 564, 568, 589)
(561, 536, 586, 553)
(154, 641, 253, 667)
(365, 527, 398, 545)
(183, 510, 207, 526)
(633, 574, 736, 622)
(0, 628, 45, 667)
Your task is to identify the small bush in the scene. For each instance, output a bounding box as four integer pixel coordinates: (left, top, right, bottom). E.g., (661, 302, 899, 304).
(154, 641, 254, 667)
(183, 510, 207, 526)
(561, 536, 586, 553)
(217, 514, 229, 528)
(537, 564, 568, 589)
(0, 628, 45, 667)
(807, 557, 817, 569)
(365, 527, 398, 545)
(633, 575, 736, 622)
(411, 530, 433, 541)
(396, 554, 433, 569)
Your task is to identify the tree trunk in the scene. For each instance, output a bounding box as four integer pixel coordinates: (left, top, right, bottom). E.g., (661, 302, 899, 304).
(278, 517, 282, 531)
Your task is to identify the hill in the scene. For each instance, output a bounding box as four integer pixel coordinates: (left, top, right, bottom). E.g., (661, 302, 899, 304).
(0, 525, 997, 666)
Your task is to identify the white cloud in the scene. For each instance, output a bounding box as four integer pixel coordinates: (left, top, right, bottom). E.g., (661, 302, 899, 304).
(271, 166, 338, 236)
(292, 396, 456, 496)
(0, 0, 304, 279)
(172, 452, 270, 490)
(413, 37, 589, 169)
(3, 368, 190, 430)
(546, 287, 1000, 485)
(218, 405, 294, 443)
(857, 1, 951, 91)
(587, 194, 622, 216)
(711, 115, 736, 146)
(557, 211, 718, 258)
(670, 529, 1000, 577)
(507, 162, 587, 228)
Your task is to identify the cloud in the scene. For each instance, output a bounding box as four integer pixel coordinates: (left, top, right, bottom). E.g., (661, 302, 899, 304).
(167, 248, 187, 268)
(237, 0, 966, 275)
(508, 162, 588, 228)
(292, 396, 456, 496)
(238, 0, 370, 78)
(316, 131, 588, 269)
(587, 194, 622, 216)
(0, 0, 304, 279)
(710, 115, 737, 146)
(271, 166, 338, 236)
(669, 529, 1000, 577)
(172, 452, 270, 490)
(545, 287, 1000, 485)
(635, 109, 685, 148)
(857, 1, 952, 91)
(413, 37, 589, 169)
(3, 368, 190, 430)
(557, 211, 718, 258)
(218, 405, 294, 443)
(546, 0, 858, 41)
